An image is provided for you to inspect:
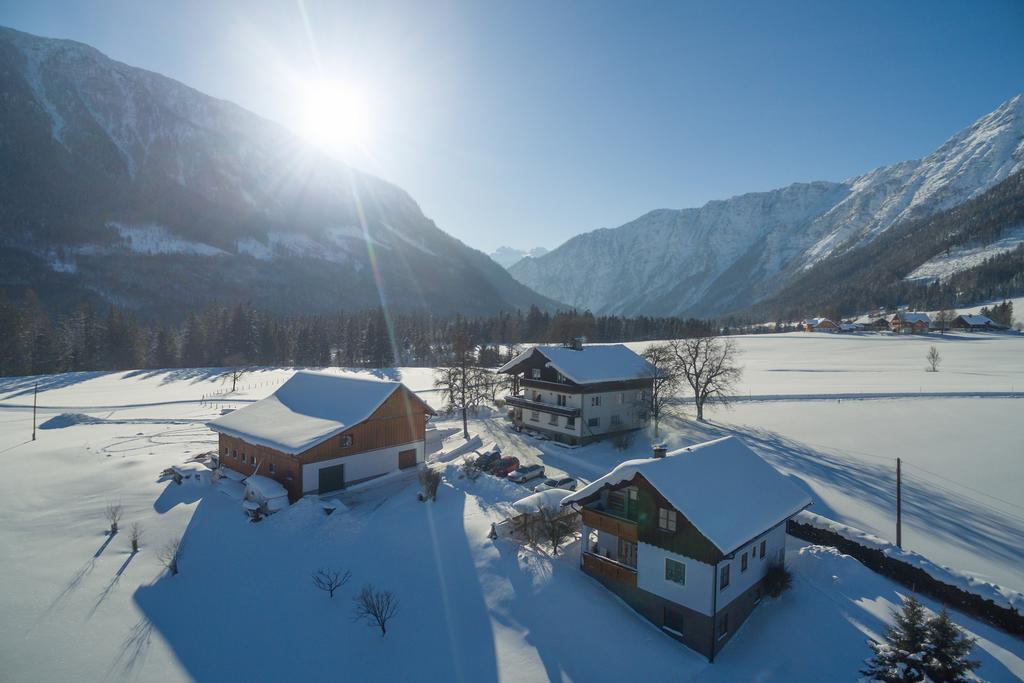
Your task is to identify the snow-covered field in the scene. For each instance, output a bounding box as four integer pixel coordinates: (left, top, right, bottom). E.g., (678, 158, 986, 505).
(0, 332, 1022, 681)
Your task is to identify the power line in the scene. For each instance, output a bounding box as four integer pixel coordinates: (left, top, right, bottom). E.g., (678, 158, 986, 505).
(902, 462, 1024, 516)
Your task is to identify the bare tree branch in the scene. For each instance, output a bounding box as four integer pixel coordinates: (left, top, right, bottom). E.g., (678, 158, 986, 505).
(352, 584, 399, 636)
(668, 336, 742, 421)
(312, 567, 352, 598)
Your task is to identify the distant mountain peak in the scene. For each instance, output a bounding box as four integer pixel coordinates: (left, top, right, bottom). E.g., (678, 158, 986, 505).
(489, 245, 549, 269)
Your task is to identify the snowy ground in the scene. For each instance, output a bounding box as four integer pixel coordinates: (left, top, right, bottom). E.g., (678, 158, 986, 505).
(0, 332, 1022, 681)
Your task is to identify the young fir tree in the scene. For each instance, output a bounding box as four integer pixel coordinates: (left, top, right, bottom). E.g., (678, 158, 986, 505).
(861, 596, 929, 682)
(922, 609, 979, 682)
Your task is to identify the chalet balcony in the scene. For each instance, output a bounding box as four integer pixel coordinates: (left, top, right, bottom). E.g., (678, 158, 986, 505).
(503, 394, 580, 418)
(581, 506, 638, 542)
(582, 551, 638, 587)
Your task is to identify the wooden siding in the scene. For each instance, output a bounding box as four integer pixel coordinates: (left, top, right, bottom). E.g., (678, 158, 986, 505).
(582, 507, 638, 542)
(582, 552, 638, 587)
(296, 386, 429, 465)
(218, 434, 304, 501)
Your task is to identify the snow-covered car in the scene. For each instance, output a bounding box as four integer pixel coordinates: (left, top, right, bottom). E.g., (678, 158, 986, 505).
(507, 463, 545, 483)
(475, 451, 501, 471)
(533, 476, 578, 492)
(491, 456, 521, 477)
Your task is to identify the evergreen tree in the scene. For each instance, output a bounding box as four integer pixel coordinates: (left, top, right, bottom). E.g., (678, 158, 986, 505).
(922, 609, 979, 682)
(862, 596, 929, 682)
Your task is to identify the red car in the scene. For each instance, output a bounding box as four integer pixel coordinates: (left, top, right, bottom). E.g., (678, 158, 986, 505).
(491, 456, 520, 477)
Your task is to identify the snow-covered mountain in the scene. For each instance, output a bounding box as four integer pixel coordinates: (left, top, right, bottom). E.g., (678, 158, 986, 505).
(510, 94, 1024, 317)
(0, 26, 558, 317)
(489, 246, 549, 269)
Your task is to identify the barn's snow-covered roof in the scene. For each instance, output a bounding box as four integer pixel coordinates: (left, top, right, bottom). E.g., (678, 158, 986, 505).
(208, 371, 430, 455)
(894, 312, 931, 324)
(958, 314, 995, 326)
(497, 344, 657, 384)
(561, 436, 812, 555)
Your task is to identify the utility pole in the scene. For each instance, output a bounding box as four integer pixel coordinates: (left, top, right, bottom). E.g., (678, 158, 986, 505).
(896, 457, 902, 549)
(32, 382, 38, 441)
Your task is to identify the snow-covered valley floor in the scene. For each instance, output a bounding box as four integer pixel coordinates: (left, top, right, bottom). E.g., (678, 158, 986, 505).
(0, 332, 1022, 681)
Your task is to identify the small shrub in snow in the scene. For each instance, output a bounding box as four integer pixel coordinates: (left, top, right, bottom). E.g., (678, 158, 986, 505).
(460, 458, 481, 482)
(861, 596, 929, 682)
(312, 567, 351, 598)
(106, 503, 123, 535)
(353, 584, 399, 636)
(419, 468, 441, 502)
(159, 536, 184, 576)
(763, 561, 792, 598)
(922, 609, 979, 682)
(129, 522, 143, 553)
(925, 346, 941, 372)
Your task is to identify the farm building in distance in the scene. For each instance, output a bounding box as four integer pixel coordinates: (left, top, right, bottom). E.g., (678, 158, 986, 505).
(890, 311, 931, 334)
(562, 437, 812, 661)
(498, 340, 657, 445)
(207, 371, 434, 501)
(801, 317, 838, 332)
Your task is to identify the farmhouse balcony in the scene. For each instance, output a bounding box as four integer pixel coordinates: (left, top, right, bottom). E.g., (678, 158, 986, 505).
(503, 395, 580, 418)
(582, 551, 638, 587)
(581, 506, 638, 542)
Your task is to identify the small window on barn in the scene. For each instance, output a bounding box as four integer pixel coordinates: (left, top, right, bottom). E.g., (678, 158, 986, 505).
(232, 450, 237, 459)
(340, 434, 353, 448)
(269, 463, 276, 475)
(741, 552, 748, 572)
(665, 558, 686, 584)
(658, 508, 677, 532)
(760, 540, 766, 559)
(223, 447, 228, 455)
(720, 564, 730, 590)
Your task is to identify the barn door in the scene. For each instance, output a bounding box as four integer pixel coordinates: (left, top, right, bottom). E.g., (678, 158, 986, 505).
(318, 464, 345, 493)
(398, 449, 417, 469)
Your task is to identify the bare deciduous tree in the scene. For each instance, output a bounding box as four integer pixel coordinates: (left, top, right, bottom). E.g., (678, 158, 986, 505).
(129, 522, 143, 553)
(641, 342, 681, 438)
(312, 567, 352, 598)
(541, 510, 578, 556)
(222, 353, 249, 392)
(669, 336, 743, 421)
(926, 346, 941, 372)
(159, 537, 184, 575)
(352, 584, 399, 636)
(434, 345, 494, 439)
(106, 503, 123, 535)
(934, 308, 957, 335)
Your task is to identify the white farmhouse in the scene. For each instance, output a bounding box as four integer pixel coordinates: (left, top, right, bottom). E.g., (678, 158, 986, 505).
(561, 436, 811, 660)
(497, 341, 657, 445)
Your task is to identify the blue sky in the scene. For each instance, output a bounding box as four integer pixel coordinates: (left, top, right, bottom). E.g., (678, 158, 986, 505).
(2, 1, 1022, 252)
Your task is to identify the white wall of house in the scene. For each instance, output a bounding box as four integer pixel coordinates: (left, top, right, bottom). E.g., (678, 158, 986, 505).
(636, 522, 788, 616)
(523, 386, 647, 438)
(301, 441, 424, 493)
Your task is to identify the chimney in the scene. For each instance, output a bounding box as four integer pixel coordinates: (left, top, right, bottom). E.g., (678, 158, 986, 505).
(652, 444, 667, 459)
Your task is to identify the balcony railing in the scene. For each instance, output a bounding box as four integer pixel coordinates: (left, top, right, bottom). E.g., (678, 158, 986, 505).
(503, 395, 580, 418)
(581, 507, 638, 542)
(582, 552, 638, 587)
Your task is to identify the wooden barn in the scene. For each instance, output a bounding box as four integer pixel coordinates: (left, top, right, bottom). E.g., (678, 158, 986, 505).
(208, 371, 434, 502)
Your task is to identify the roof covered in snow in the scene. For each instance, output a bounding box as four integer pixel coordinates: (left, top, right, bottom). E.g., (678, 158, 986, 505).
(561, 436, 812, 555)
(893, 311, 931, 323)
(511, 489, 574, 514)
(207, 371, 432, 455)
(497, 344, 657, 384)
(802, 317, 835, 327)
(245, 474, 289, 500)
(957, 314, 996, 326)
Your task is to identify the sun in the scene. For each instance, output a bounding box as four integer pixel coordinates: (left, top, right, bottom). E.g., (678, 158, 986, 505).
(296, 78, 373, 153)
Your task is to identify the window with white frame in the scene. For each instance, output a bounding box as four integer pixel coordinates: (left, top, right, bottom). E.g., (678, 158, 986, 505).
(557, 394, 567, 406)
(610, 414, 622, 427)
(548, 413, 558, 425)
(531, 368, 541, 379)
(587, 417, 599, 427)
(720, 564, 730, 590)
(591, 395, 601, 406)
(658, 507, 677, 532)
(566, 416, 575, 429)
(665, 558, 686, 584)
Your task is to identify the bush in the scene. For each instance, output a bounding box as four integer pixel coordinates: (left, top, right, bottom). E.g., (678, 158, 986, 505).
(159, 537, 184, 575)
(763, 561, 792, 597)
(419, 467, 441, 501)
(460, 458, 481, 482)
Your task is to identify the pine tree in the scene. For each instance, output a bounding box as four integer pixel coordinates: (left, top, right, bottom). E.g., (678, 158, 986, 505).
(862, 596, 929, 682)
(922, 609, 979, 682)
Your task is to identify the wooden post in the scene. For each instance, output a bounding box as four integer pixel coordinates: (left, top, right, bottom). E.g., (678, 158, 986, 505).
(32, 382, 38, 441)
(896, 457, 902, 549)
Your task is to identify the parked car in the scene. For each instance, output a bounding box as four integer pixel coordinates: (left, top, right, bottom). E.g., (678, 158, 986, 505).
(508, 463, 545, 483)
(475, 450, 501, 471)
(491, 456, 521, 477)
(533, 476, 578, 492)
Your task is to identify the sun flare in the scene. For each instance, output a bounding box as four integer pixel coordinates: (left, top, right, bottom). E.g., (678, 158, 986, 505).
(296, 78, 373, 152)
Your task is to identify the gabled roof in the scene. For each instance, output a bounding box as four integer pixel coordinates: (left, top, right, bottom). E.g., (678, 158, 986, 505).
(561, 436, 812, 555)
(803, 317, 836, 327)
(957, 314, 996, 326)
(207, 371, 433, 455)
(893, 311, 931, 324)
(497, 344, 657, 384)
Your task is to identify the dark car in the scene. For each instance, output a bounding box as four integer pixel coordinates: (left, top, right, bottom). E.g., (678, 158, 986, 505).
(475, 451, 501, 471)
(491, 456, 521, 477)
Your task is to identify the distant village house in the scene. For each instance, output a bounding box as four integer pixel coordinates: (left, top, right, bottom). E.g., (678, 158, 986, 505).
(561, 437, 811, 661)
(952, 314, 1003, 331)
(497, 340, 657, 445)
(889, 311, 931, 334)
(802, 318, 838, 332)
(208, 371, 434, 502)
